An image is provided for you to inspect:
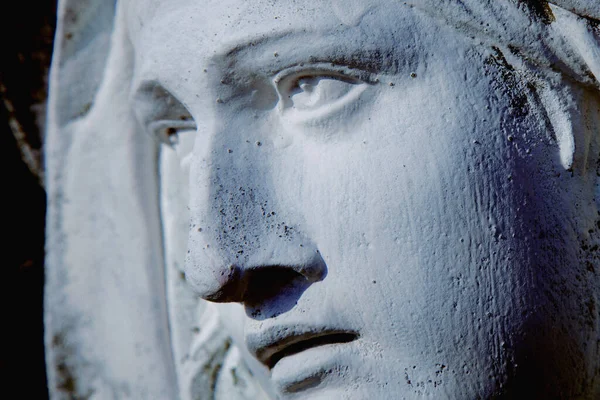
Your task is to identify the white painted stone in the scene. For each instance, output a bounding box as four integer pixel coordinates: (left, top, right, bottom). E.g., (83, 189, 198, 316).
(46, 1, 600, 399)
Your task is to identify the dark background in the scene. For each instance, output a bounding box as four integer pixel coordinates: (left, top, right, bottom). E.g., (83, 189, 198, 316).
(1, 1, 57, 398)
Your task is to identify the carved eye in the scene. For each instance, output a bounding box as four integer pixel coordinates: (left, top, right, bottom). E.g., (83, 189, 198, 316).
(274, 65, 371, 122)
(147, 119, 196, 147)
(133, 81, 197, 146)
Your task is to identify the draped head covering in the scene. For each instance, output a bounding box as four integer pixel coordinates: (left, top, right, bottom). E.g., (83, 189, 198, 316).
(403, 0, 600, 89)
(398, 0, 600, 170)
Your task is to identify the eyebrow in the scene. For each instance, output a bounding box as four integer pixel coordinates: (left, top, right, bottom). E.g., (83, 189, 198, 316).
(131, 14, 419, 115)
(214, 28, 406, 84)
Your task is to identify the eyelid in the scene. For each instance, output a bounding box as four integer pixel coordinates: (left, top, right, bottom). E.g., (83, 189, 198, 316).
(273, 62, 378, 87)
(148, 119, 197, 146)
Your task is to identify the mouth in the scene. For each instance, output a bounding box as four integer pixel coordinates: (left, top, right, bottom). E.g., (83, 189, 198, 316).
(248, 328, 359, 369)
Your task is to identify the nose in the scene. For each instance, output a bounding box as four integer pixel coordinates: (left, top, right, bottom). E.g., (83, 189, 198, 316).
(185, 245, 327, 305)
(183, 123, 326, 306)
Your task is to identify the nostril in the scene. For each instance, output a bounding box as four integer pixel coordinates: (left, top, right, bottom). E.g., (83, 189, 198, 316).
(241, 256, 327, 320)
(243, 266, 309, 305)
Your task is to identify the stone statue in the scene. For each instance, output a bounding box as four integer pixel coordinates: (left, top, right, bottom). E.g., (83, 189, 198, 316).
(45, 0, 600, 398)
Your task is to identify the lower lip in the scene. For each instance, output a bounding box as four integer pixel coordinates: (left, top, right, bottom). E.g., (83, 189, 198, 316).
(270, 342, 354, 395)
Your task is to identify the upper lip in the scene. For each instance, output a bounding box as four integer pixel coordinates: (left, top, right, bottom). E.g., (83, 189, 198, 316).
(246, 325, 359, 369)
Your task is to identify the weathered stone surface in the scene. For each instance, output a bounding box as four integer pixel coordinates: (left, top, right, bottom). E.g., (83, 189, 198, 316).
(46, 1, 600, 399)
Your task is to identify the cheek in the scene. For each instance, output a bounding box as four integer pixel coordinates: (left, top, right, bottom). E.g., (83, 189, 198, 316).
(282, 85, 531, 305)
(287, 83, 496, 250)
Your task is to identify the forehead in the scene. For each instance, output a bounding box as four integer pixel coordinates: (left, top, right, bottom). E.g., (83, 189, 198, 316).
(125, 0, 436, 100)
(126, 0, 378, 49)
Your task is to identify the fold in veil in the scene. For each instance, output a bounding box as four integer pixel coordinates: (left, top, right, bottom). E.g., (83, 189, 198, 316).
(45, 1, 269, 399)
(45, 1, 599, 399)
(45, 0, 179, 398)
(404, 0, 600, 89)
(403, 0, 600, 170)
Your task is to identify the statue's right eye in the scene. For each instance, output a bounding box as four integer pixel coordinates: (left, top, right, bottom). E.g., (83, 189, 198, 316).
(133, 81, 197, 146)
(146, 119, 195, 147)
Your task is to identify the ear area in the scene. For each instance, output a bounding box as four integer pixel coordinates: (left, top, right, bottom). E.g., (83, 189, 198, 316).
(44, 1, 177, 399)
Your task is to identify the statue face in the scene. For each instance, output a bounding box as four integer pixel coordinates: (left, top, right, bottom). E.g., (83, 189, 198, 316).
(129, 0, 599, 398)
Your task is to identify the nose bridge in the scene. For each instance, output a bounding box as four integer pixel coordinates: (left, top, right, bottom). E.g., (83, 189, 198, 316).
(184, 117, 274, 297)
(200, 124, 271, 254)
(183, 117, 326, 303)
